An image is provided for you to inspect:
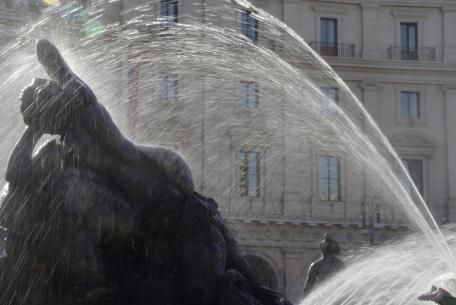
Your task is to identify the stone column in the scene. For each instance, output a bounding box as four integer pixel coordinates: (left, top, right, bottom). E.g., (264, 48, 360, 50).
(284, 249, 304, 303)
(361, 3, 380, 60)
(443, 6, 456, 63)
(444, 86, 456, 221)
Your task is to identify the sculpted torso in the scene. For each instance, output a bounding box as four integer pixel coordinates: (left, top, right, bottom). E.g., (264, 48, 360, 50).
(7, 39, 194, 202)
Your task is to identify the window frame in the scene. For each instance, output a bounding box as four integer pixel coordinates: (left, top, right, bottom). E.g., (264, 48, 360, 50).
(240, 81, 259, 109)
(400, 22, 418, 60)
(318, 155, 342, 202)
(239, 150, 261, 198)
(392, 11, 425, 61)
(159, 0, 179, 26)
(320, 18, 338, 56)
(240, 10, 259, 42)
(395, 86, 426, 125)
(320, 18, 338, 46)
(320, 87, 339, 114)
(159, 72, 178, 102)
(312, 5, 346, 51)
(400, 158, 425, 197)
(400, 91, 420, 119)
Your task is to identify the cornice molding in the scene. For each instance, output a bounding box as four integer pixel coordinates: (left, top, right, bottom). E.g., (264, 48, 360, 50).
(391, 9, 429, 18)
(311, 4, 347, 16)
(441, 85, 456, 93)
(360, 81, 380, 90)
(361, 2, 380, 9)
(442, 6, 456, 13)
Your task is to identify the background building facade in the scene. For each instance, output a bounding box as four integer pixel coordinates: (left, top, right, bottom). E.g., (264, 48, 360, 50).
(2, 0, 456, 302)
(118, 0, 456, 301)
(112, 0, 456, 302)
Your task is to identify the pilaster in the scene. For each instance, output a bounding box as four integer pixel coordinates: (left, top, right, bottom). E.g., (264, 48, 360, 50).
(284, 249, 304, 303)
(361, 3, 380, 59)
(360, 82, 380, 123)
(443, 86, 456, 221)
(443, 6, 456, 63)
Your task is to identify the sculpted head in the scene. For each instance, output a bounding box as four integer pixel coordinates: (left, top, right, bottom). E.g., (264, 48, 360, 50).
(20, 78, 66, 135)
(319, 233, 340, 257)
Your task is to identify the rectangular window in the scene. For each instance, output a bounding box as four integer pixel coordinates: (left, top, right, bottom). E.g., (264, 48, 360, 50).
(241, 10, 258, 42)
(240, 81, 258, 108)
(400, 91, 420, 118)
(320, 87, 339, 114)
(400, 23, 418, 60)
(159, 73, 178, 101)
(160, 0, 178, 25)
(320, 18, 338, 56)
(401, 159, 424, 195)
(240, 151, 260, 197)
(319, 156, 341, 202)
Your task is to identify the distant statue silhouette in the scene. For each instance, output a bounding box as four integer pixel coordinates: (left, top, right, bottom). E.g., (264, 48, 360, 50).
(303, 233, 344, 295)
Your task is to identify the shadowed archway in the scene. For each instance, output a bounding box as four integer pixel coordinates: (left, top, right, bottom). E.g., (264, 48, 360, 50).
(244, 255, 278, 290)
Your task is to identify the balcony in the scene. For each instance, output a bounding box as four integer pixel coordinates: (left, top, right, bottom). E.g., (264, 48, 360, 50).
(387, 46, 438, 62)
(257, 36, 284, 53)
(309, 41, 357, 58)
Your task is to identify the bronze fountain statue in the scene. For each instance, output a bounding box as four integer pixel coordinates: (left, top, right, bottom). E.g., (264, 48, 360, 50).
(419, 286, 456, 305)
(0, 39, 293, 305)
(303, 233, 344, 296)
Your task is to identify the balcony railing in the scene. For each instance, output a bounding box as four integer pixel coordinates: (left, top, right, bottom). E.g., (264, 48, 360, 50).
(257, 36, 284, 53)
(387, 46, 437, 62)
(309, 41, 357, 58)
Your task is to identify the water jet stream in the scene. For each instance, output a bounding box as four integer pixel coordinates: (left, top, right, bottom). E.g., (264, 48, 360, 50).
(0, 1, 454, 304)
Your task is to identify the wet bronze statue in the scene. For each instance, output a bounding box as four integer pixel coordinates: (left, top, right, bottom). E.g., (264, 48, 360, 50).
(0, 39, 293, 305)
(419, 286, 456, 305)
(302, 233, 344, 295)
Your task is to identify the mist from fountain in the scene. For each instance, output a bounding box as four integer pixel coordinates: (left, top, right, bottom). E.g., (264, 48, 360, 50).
(0, 0, 454, 304)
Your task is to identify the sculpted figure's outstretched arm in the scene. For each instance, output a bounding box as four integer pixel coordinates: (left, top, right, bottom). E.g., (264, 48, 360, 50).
(35, 39, 142, 164)
(34, 39, 194, 193)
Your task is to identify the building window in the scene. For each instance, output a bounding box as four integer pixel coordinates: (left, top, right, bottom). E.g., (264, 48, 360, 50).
(320, 87, 339, 114)
(241, 10, 258, 42)
(240, 81, 258, 108)
(159, 73, 178, 101)
(400, 91, 420, 118)
(320, 18, 338, 56)
(160, 0, 178, 25)
(400, 23, 418, 60)
(319, 155, 341, 202)
(240, 151, 260, 197)
(401, 159, 424, 195)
